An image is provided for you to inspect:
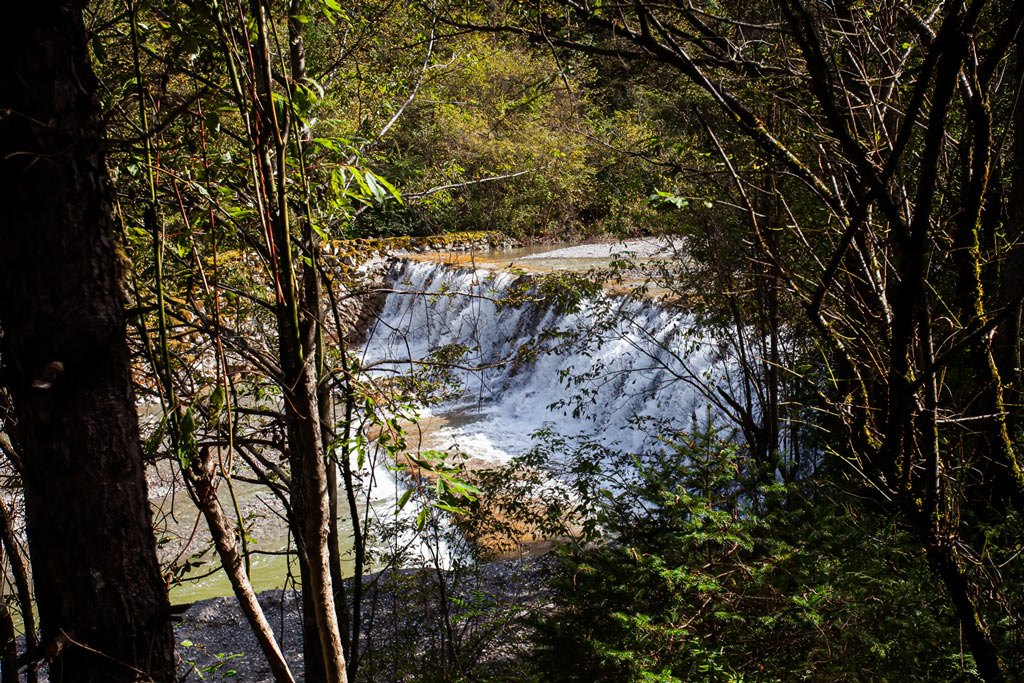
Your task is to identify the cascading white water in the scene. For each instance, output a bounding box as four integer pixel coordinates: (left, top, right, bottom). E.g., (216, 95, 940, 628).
(360, 258, 732, 468)
(164, 253, 732, 602)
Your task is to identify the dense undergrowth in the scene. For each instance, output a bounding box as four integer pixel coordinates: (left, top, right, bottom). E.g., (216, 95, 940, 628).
(357, 429, 986, 683)
(527, 431, 974, 682)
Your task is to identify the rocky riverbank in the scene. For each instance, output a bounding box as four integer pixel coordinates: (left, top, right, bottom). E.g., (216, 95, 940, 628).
(174, 556, 551, 682)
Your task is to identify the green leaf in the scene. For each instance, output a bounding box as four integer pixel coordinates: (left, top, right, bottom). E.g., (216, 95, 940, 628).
(433, 502, 469, 515)
(370, 172, 402, 203)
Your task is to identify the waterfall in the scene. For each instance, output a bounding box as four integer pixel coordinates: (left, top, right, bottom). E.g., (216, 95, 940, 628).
(360, 259, 731, 467)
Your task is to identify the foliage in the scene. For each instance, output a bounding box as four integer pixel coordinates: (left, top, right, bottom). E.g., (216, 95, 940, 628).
(3, 0, 1022, 680)
(179, 639, 246, 680)
(527, 430, 975, 682)
(350, 17, 684, 239)
(466, 1, 1024, 677)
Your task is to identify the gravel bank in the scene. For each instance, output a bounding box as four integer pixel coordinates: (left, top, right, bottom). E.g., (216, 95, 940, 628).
(174, 556, 551, 681)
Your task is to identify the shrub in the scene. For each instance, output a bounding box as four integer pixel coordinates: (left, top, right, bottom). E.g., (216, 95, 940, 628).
(526, 430, 974, 682)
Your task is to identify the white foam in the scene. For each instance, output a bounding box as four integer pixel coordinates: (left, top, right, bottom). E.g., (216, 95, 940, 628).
(360, 259, 733, 468)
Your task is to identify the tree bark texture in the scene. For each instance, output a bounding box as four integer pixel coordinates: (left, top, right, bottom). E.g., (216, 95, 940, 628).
(0, 1, 175, 680)
(280, 326, 347, 683)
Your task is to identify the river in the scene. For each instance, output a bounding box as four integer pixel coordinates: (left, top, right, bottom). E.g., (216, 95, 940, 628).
(164, 237, 724, 604)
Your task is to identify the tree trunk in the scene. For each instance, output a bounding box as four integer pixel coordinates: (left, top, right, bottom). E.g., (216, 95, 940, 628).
(188, 449, 295, 682)
(0, 545, 19, 683)
(272, 3, 347, 678)
(0, 499, 38, 683)
(0, 2, 175, 680)
(926, 541, 1006, 682)
(996, 30, 1024, 416)
(281, 347, 347, 683)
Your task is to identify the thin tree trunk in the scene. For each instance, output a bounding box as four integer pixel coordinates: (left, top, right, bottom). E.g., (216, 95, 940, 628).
(0, 546, 19, 683)
(926, 541, 1006, 682)
(188, 448, 295, 682)
(955, 69, 1024, 514)
(283, 366, 347, 683)
(274, 2, 347, 678)
(995, 30, 1024, 413)
(0, 2, 175, 680)
(0, 500, 38, 683)
(339, 382, 365, 681)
